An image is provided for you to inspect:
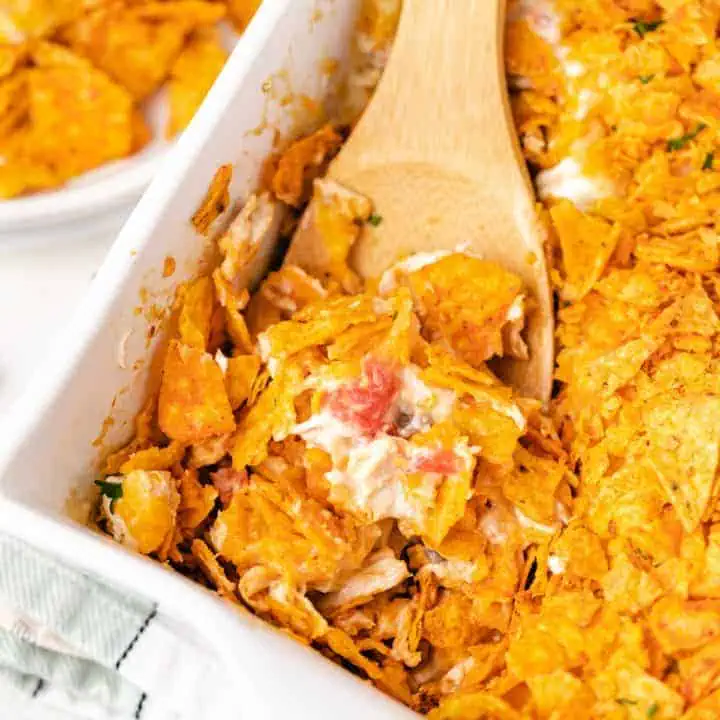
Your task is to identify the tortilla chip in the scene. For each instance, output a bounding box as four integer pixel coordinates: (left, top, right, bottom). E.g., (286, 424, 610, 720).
(166, 27, 227, 138)
(643, 395, 720, 532)
(505, 18, 559, 94)
(226, 0, 261, 33)
(61, 6, 193, 100)
(230, 363, 301, 469)
(502, 447, 565, 526)
(158, 340, 235, 443)
(285, 177, 371, 292)
(190, 537, 235, 594)
(550, 200, 621, 302)
(0, 0, 84, 42)
(23, 51, 134, 179)
(0, 157, 57, 198)
(109, 470, 179, 555)
(192, 164, 232, 234)
(258, 293, 379, 364)
(178, 276, 215, 350)
(527, 671, 595, 718)
(0, 44, 27, 79)
(178, 469, 218, 532)
(226, 354, 261, 410)
(270, 124, 343, 207)
(649, 596, 720, 655)
(428, 692, 521, 720)
(407, 254, 525, 367)
(119, 441, 185, 474)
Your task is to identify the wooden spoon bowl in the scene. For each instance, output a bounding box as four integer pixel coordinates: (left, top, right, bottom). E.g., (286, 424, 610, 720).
(296, 0, 553, 401)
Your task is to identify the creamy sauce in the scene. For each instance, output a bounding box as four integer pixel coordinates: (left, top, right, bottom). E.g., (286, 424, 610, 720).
(293, 364, 471, 526)
(514, 507, 557, 535)
(537, 157, 613, 209)
(547, 554, 567, 574)
(214, 350, 229, 374)
(512, 0, 613, 207)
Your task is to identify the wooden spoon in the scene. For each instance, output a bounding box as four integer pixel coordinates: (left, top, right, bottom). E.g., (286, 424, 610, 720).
(291, 0, 553, 402)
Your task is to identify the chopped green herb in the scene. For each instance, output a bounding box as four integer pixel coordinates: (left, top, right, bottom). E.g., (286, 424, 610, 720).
(616, 698, 638, 706)
(367, 213, 383, 227)
(639, 74, 655, 84)
(667, 123, 707, 152)
(632, 19, 664, 38)
(704, 152, 715, 170)
(647, 703, 660, 718)
(95, 478, 123, 501)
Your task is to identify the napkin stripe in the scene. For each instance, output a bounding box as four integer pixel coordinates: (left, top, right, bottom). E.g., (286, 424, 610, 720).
(116, 608, 157, 670)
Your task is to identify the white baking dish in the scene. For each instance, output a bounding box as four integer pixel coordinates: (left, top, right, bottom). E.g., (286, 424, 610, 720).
(0, 1, 416, 717)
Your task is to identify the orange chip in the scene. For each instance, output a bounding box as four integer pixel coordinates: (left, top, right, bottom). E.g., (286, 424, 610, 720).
(178, 470, 218, 532)
(649, 596, 720, 655)
(158, 340, 235, 443)
(23, 51, 134, 179)
(226, 0, 262, 33)
(130, 1, 226, 25)
(230, 363, 301, 469)
(0, 44, 27, 79)
(110, 470, 179, 555)
(178, 276, 215, 350)
(60, 7, 190, 100)
(428, 692, 521, 720)
(258, 293, 379, 363)
(407, 254, 525, 367)
(225, 354, 261, 410)
(550, 200, 621, 302)
(285, 178, 370, 292)
(1, 0, 84, 42)
(192, 164, 232, 234)
(0, 157, 57, 199)
(502, 447, 565, 526)
(166, 27, 227, 138)
(270, 124, 343, 207)
(643, 394, 720, 532)
(119, 441, 185, 474)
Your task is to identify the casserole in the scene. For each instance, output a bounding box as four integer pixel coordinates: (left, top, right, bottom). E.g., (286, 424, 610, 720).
(0, 1, 415, 717)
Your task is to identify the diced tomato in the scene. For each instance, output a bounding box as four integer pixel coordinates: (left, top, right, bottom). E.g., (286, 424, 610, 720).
(326, 357, 400, 436)
(412, 449, 459, 475)
(211, 467, 248, 505)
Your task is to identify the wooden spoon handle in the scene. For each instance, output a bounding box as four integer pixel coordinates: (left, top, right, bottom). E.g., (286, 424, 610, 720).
(334, 0, 518, 184)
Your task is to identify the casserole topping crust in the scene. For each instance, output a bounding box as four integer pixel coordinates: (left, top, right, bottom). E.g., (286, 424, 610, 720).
(97, 1, 720, 717)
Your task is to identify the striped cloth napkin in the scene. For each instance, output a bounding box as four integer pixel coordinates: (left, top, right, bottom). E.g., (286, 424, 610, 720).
(0, 533, 245, 719)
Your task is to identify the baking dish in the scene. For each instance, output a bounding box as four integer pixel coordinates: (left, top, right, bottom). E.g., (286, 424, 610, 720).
(0, 1, 416, 717)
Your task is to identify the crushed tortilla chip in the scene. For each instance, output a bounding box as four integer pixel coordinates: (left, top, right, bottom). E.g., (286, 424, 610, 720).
(192, 164, 233, 234)
(166, 26, 227, 138)
(158, 340, 235, 443)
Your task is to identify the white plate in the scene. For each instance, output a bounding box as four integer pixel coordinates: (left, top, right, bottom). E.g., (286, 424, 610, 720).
(0, 24, 238, 247)
(0, 1, 417, 717)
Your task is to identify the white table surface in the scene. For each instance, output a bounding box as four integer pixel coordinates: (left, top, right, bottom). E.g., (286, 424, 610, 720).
(0, 234, 114, 422)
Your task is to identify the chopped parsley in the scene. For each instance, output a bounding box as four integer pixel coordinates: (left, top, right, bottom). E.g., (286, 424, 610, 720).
(647, 703, 660, 718)
(367, 213, 383, 227)
(632, 19, 664, 38)
(95, 479, 123, 510)
(616, 698, 638, 706)
(667, 123, 707, 152)
(639, 74, 655, 84)
(704, 152, 715, 170)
